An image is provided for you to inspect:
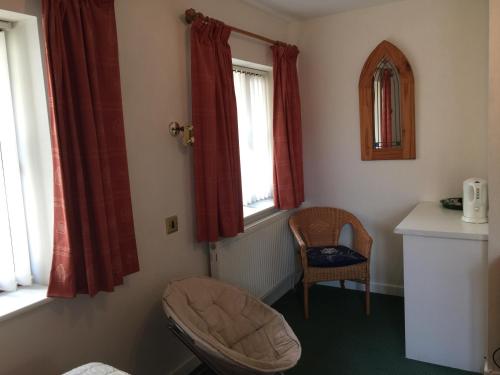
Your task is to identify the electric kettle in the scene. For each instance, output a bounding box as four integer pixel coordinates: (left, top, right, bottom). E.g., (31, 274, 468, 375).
(462, 178, 488, 224)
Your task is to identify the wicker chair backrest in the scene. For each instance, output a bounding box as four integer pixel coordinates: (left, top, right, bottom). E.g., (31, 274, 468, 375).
(289, 207, 363, 248)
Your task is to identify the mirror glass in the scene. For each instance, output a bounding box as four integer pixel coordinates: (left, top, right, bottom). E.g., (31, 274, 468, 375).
(372, 59, 401, 149)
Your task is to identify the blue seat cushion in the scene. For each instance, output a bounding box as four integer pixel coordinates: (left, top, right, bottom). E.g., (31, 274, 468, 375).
(307, 245, 367, 268)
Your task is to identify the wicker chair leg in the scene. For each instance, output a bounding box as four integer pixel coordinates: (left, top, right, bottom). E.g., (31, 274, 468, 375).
(340, 280, 345, 289)
(365, 281, 370, 316)
(303, 282, 310, 319)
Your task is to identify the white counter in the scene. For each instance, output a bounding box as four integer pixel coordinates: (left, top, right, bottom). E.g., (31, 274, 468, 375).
(395, 202, 488, 373)
(395, 201, 488, 241)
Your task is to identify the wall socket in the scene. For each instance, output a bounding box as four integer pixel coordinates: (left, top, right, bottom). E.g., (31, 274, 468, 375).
(166, 215, 178, 234)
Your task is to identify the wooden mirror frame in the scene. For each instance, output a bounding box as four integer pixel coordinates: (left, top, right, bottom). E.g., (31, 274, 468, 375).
(359, 41, 415, 160)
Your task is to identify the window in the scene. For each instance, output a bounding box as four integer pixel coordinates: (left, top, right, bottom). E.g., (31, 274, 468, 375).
(233, 62, 274, 220)
(0, 10, 53, 298)
(0, 29, 32, 292)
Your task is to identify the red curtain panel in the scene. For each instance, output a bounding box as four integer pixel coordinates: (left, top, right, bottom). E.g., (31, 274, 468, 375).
(42, 0, 139, 298)
(381, 68, 393, 146)
(191, 18, 244, 242)
(271, 43, 304, 209)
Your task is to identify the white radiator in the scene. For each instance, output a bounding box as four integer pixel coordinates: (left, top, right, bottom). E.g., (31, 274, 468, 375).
(209, 210, 299, 303)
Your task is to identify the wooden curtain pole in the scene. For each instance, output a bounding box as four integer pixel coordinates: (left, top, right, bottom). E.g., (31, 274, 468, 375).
(185, 8, 279, 45)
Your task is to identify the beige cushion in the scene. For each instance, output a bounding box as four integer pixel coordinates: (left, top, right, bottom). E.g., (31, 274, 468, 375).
(163, 277, 301, 372)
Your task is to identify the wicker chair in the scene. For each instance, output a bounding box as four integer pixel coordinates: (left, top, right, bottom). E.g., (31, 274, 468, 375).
(289, 207, 373, 319)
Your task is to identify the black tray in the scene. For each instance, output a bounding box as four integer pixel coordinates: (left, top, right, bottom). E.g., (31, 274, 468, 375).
(440, 197, 463, 211)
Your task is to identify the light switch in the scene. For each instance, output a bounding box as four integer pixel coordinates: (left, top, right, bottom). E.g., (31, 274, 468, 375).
(166, 216, 178, 234)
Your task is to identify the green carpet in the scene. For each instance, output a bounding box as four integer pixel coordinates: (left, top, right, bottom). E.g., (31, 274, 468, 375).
(272, 285, 479, 375)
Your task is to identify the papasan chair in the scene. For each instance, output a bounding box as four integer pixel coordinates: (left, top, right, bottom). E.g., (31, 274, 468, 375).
(163, 277, 301, 375)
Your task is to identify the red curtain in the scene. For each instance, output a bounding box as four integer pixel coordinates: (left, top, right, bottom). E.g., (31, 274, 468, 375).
(381, 68, 393, 146)
(271, 43, 304, 209)
(43, 0, 139, 298)
(191, 18, 244, 242)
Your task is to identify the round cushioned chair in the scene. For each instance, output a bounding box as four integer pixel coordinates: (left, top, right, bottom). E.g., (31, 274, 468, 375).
(163, 277, 301, 375)
(289, 207, 373, 319)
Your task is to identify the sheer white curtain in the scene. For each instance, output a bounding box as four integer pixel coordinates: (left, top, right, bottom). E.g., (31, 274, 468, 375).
(233, 68, 273, 207)
(0, 31, 32, 292)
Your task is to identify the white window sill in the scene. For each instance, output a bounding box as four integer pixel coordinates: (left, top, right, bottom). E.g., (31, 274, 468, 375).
(0, 284, 51, 323)
(244, 199, 276, 226)
(243, 199, 275, 218)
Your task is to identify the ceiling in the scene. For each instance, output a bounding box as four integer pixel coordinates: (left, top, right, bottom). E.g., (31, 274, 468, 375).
(243, 0, 405, 20)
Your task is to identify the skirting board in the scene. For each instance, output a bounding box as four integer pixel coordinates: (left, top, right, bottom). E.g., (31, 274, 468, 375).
(262, 272, 302, 305)
(168, 355, 201, 375)
(319, 280, 404, 297)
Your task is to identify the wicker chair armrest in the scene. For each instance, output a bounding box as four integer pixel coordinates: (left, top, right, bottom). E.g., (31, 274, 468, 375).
(289, 223, 309, 267)
(353, 225, 373, 260)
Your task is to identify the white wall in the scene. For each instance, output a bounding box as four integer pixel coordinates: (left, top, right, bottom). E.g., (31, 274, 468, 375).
(489, 0, 500, 368)
(296, 0, 489, 293)
(0, 1, 293, 374)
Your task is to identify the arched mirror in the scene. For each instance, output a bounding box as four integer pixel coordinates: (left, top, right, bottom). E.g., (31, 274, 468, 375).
(359, 41, 415, 160)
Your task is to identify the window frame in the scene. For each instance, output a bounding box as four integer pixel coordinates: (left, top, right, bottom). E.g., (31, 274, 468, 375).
(232, 59, 278, 226)
(0, 8, 54, 319)
(0, 28, 33, 292)
(0, 8, 53, 300)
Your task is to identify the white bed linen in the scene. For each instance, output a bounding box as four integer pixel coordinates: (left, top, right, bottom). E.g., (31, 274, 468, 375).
(63, 362, 130, 375)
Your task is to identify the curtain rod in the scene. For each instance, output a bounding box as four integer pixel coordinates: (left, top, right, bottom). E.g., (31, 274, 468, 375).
(185, 8, 279, 45)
